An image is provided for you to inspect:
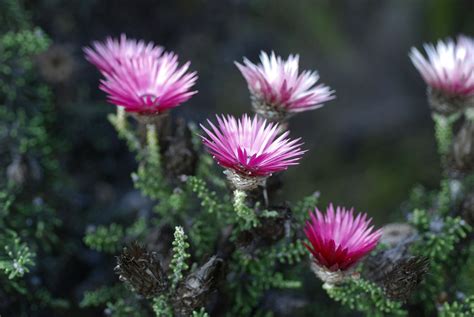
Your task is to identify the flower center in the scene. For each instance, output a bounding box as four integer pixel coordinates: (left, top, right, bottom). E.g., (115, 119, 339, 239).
(140, 93, 160, 106)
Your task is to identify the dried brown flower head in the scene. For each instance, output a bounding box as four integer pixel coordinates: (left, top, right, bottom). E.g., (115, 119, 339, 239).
(115, 242, 168, 298)
(382, 256, 430, 301)
(173, 256, 223, 316)
(363, 240, 412, 283)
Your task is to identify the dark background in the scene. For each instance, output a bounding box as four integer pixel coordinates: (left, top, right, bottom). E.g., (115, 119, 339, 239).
(22, 0, 474, 314)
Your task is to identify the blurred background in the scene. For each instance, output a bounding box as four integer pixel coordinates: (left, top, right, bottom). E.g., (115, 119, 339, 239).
(15, 0, 473, 314)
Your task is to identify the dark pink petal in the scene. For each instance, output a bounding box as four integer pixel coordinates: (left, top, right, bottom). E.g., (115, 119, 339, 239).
(410, 35, 474, 97)
(200, 114, 305, 177)
(303, 204, 381, 272)
(235, 51, 335, 113)
(85, 35, 197, 114)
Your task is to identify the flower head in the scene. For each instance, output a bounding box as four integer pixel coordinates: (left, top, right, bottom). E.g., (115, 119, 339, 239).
(304, 204, 381, 283)
(84, 34, 164, 75)
(235, 51, 335, 121)
(115, 242, 167, 298)
(410, 35, 474, 98)
(200, 114, 305, 190)
(99, 52, 197, 114)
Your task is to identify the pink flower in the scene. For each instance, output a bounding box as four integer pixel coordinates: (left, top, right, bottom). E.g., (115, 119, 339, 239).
(304, 204, 381, 273)
(84, 34, 164, 75)
(235, 51, 335, 120)
(99, 52, 197, 114)
(410, 35, 474, 97)
(200, 114, 305, 189)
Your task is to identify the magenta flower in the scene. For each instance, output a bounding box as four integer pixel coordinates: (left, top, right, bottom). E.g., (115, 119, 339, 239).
(410, 36, 474, 98)
(235, 51, 335, 121)
(200, 114, 305, 190)
(304, 204, 381, 283)
(84, 34, 164, 75)
(99, 53, 197, 114)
